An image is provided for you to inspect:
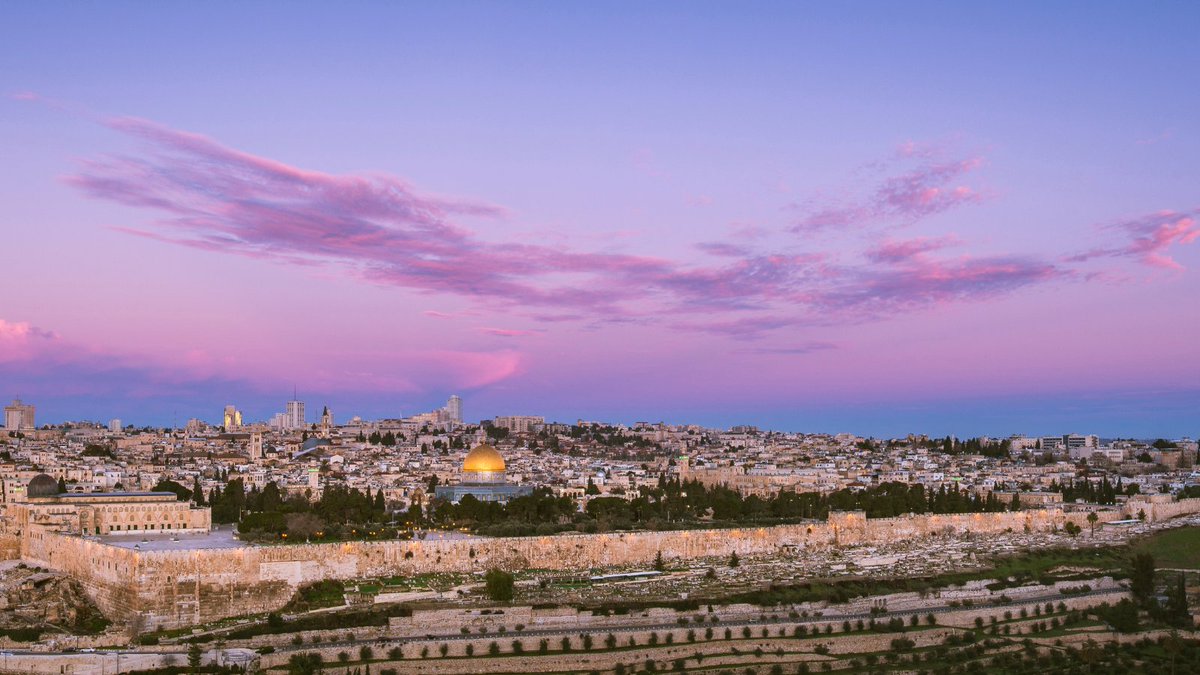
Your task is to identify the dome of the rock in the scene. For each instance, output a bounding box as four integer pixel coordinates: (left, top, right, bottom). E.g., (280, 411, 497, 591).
(462, 443, 505, 474)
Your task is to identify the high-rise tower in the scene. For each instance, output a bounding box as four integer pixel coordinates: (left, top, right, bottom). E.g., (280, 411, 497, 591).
(445, 394, 463, 424)
(223, 405, 243, 430)
(286, 389, 306, 431)
(3, 398, 35, 431)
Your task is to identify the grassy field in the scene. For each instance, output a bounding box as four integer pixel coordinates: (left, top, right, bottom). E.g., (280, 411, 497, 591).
(1133, 526, 1200, 569)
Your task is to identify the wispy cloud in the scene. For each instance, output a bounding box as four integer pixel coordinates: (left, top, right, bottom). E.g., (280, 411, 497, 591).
(695, 241, 751, 257)
(820, 256, 1065, 318)
(791, 151, 985, 232)
(65, 118, 1129, 340)
(865, 235, 961, 263)
(1067, 209, 1199, 270)
(478, 327, 540, 338)
(734, 341, 839, 355)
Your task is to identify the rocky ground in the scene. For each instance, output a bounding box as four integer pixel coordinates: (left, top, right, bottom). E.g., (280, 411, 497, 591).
(0, 560, 109, 633)
(504, 514, 1196, 607)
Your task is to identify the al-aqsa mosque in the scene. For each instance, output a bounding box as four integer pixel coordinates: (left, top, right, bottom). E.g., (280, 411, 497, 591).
(434, 443, 534, 504)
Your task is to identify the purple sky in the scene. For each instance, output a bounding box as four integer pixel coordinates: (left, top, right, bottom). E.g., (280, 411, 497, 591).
(2, 2, 1198, 436)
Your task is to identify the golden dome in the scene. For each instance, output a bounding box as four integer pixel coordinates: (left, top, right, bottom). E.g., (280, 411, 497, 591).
(463, 443, 505, 473)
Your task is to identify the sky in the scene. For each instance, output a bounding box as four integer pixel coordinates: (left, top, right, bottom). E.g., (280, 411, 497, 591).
(1, 2, 1198, 437)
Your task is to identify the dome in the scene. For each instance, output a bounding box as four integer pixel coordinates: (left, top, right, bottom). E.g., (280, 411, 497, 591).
(27, 473, 60, 498)
(463, 443, 505, 474)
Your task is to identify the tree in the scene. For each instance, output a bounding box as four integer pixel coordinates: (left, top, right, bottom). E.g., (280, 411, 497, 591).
(153, 479, 192, 502)
(286, 512, 325, 542)
(1064, 521, 1082, 537)
(286, 652, 323, 675)
(653, 550, 665, 572)
(728, 551, 740, 568)
(1130, 553, 1156, 605)
(1087, 511, 1099, 536)
(1166, 572, 1190, 627)
(585, 477, 601, 496)
(188, 643, 203, 672)
(192, 476, 206, 505)
(485, 568, 514, 602)
(261, 481, 284, 512)
(56, 477, 67, 494)
(1102, 599, 1141, 633)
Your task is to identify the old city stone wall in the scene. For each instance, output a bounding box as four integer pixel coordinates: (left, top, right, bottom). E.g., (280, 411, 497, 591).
(1126, 496, 1200, 522)
(0, 533, 19, 560)
(18, 527, 143, 621)
(17, 500, 1200, 630)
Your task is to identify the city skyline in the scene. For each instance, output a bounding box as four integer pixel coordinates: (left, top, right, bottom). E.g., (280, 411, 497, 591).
(2, 3, 1198, 436)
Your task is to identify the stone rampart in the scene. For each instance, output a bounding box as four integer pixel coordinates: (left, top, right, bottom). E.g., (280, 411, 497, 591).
(18, 502, 1191, 630)
(20, 527, 143, 620)
(1125, 496, 1200, 522)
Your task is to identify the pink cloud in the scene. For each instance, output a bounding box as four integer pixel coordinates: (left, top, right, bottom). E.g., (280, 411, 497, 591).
(0, 319, 59, 363)
(734, 341, 839, 355)
(422, 309, 480, 320)
(478, 327, 539, 338)
(1068, 209, 1200, 269)
(679, 254, 1063, 335)
(865, 235, 961, 263)
(66, 118, 1082, 340)
(0, 315, 525, 399)
(821, 256, 1065, 318)
(435, 350, 523, 388)
(792, 152, 985, 232)
(695, 241, 752, 257)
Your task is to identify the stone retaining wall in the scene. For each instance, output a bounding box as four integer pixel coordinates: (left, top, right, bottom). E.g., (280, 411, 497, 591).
(17, 500, 1200, 630)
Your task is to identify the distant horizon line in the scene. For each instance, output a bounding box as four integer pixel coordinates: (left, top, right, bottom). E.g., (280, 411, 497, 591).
(11, 416, 1192, 443)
